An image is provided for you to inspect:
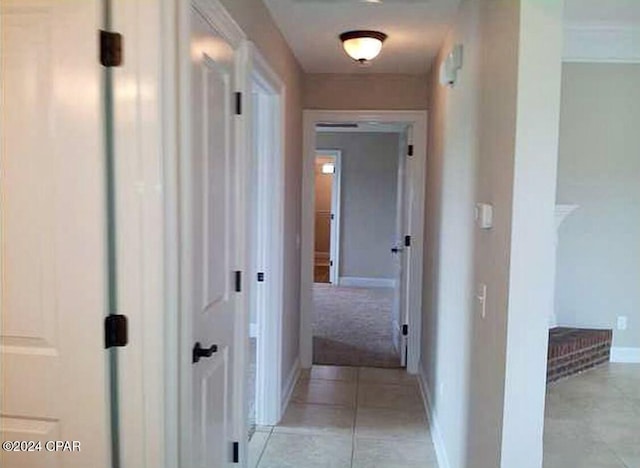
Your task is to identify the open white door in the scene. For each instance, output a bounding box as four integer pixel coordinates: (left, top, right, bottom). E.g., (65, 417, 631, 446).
(180, 3, 240, 467)
(391, 128, 412, 367)
(0, 0, 111, 465)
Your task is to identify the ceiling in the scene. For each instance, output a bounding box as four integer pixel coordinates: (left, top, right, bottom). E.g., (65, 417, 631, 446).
(263, 0, 462, 74)
(564, 0, 640, 26)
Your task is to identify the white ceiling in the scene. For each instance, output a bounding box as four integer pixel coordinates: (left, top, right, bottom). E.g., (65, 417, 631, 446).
(263, 0, 462, 74)
(565, 0, 640, 26)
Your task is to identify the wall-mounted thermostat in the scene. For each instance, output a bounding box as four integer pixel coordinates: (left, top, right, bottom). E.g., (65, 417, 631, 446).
(475, 203, 494, 230)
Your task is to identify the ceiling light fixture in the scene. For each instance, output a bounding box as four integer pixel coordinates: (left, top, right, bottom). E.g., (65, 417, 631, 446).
(339, 30, 387, 63)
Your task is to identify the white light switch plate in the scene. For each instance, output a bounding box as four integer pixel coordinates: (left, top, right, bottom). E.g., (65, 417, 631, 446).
(475, 203, 494, 229)
(476, 283, 487, 319)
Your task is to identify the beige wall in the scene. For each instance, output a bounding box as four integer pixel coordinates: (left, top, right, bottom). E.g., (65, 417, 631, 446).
(304, 73, 429, 110)
(556, 63, 640, 349)
(317, 132, 400, 279)
(219, 0, 304, 392)
(422, 0, 563, 466)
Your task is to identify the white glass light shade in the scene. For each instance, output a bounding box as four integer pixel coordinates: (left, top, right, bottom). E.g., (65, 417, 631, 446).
(321, 163, 335, 174)
(342, 37, 383, 61)
(340, 31, 387, 63)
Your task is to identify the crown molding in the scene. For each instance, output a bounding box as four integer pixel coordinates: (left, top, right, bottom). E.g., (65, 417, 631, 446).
(563, 22, 640, 63)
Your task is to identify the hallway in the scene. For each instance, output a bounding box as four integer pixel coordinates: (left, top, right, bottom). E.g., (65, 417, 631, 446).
(249, 365, 436, 467)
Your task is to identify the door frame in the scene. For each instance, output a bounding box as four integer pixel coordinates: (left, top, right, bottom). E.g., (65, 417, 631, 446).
(300, 110, 427, 374)
(247, 44, 286, 427)
(315, 149, 342, 284)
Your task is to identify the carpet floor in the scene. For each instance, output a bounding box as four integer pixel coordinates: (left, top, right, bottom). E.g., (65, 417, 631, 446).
(312, 284, 400, 368)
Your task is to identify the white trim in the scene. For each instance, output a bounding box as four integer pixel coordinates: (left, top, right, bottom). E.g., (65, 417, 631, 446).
(280, 358, 301, 417)
(563, 24, 640, 63)
(315, 149, 342, 284)
(610, 347, 640, 363)
(247, 43, 286, 428)
(417, 365, 451, 468)
(301, 110, 427, 373)
(191, 0, 246, 48)
(338, 277, 396, 288)
(249, 322, 258, 338)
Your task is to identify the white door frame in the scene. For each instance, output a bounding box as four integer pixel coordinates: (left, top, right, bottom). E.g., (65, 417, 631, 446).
(301, 110, 427, 374)
(315, 149, 342, 285)
(247, 44, 286, 427)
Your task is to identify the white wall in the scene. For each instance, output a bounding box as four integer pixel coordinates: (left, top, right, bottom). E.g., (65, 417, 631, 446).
(556, 63, 640, 349)
(422, 0, 563, 467)
(316, 132, 399, 280)
(422, 1, 479, 466)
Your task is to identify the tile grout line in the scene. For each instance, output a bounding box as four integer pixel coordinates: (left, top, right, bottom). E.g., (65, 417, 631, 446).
(254, 426, 273, 468)
(350, 367, 360, 468)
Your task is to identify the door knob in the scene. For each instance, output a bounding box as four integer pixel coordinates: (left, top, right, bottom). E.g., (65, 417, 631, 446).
(192, 342, 218, 363)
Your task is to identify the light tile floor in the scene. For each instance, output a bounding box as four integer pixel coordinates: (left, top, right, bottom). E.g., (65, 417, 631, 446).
(249, 365, 438, 468)
(544, 363, 640, 468)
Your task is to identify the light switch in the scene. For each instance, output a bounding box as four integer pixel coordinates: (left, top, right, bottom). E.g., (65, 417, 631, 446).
(475, 203, 494, 230)
(476, 283, 487, 319)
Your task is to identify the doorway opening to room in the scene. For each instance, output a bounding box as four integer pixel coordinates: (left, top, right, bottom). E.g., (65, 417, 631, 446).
(542, 62, 640, 466)
(301, 111, 427, 373)
(247, 46, 286, 440)
(313, 150, 341, 284)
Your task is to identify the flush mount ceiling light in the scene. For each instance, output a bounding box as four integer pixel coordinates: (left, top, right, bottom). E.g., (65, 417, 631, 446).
(339, 30, 387, 63)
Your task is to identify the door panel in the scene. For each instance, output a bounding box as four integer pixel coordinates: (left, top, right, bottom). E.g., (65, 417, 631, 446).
(188, 6, 237, 467)
(1, 0, 110, 466)
(392, 131, 409, 364)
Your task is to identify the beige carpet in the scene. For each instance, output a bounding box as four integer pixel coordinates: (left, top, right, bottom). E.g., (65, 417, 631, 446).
(312, 284, 401, 368)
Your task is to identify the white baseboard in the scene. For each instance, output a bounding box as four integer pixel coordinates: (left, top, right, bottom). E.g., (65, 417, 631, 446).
(280, 357, 301, 417)
(338, 276, 395, 288)
(610, 347, 640, 363)
(417, 364, 451, 468)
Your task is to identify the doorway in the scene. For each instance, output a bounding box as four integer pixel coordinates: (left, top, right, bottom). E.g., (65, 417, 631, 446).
(247, 45, 286, 436)
(314, 150, 341, 284)
(301, 111, 427, 373)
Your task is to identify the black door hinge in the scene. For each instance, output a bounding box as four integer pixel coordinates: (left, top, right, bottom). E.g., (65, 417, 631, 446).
(402, 324, 408, 336)
(330, 213, 335, 220)
(99, 30, 123, 67)
(407, 144, 414, 156)
(235, 92, 242, 115)
(404, 235, 411, 247)
(257, 272, 265, 282)
(235, 271, 242, 292)
(330, 260, 333, 267)
(105, 314, 128, 348)
(232, 441, 239, 463)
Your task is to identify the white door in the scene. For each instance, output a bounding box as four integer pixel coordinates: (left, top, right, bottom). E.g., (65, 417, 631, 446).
(0, 0, 111, 466)
(183, 5, 238, 467)
(392, 129, 412, 366)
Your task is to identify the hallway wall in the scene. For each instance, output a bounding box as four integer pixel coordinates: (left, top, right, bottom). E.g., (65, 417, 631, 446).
(422, 0, 563, 467)
(303, 73, 429, 110)
(219, 0, 305, 396)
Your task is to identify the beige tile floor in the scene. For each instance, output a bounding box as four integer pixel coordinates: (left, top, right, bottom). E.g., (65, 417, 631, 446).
(249, 365, 438, 468)
(544, 363, 640, 468)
